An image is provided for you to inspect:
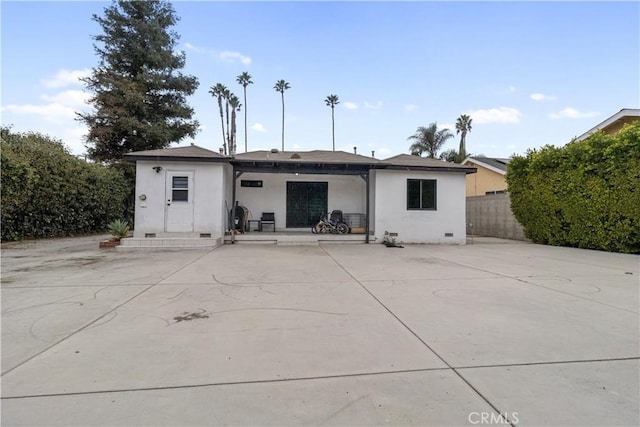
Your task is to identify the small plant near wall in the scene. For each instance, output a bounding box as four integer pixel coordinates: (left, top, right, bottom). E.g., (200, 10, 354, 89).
(108, 219, 130, 242)
(383, 231, 404, 248)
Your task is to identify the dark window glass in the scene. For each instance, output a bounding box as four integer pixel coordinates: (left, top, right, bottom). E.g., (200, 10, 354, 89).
(172, 190, 188, 201)
(172, 176, 188, 201)
(407, 179, 437, 210)
(407, 179, 421, 209)
(173, 176, 188, 189)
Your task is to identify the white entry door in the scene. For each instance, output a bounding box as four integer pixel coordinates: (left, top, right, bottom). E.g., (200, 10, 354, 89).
(165, 171, 194, 232)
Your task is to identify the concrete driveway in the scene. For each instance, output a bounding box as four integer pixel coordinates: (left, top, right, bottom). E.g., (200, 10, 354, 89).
(1, 235, 638, 426)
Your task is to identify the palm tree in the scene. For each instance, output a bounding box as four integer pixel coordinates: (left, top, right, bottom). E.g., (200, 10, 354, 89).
(222, 87, 231, 154)
(455, 114, 473, 159)
(324, 94, 340, 151)
(228, 94, 242, 155)
(209, 83, 228, 155)
(236, 72, 253, 153)
(274, 79, 291, 151)
(408, 122, 454, 158)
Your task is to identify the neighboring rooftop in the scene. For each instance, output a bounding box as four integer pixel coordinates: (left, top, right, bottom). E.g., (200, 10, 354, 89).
(574, 108, 640, 142)
(463, 157, 511, 174)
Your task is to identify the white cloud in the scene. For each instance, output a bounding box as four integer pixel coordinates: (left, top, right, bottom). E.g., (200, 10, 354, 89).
(219, 51, 252, 65)
(530, 93, 557, 101)
(251, 123, 266, 132)
(343, 102, 359, 110)
(41, 69, 91, 88)
(364, 101, 383, 110)
(509, 86, 516, 93)
(439, 122, 454, 131)
(404, 104, 417, 112)
(1, 103, 77, 120)
(468, 107, 522, 124)
(185, 42, 252, 65)
(41, 90, 90, 107)
(549, 107, 599, 120)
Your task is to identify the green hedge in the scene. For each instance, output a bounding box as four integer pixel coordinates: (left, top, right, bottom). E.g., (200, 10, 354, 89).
(506, 122, 640, 253)
(1, 128, 130, 241)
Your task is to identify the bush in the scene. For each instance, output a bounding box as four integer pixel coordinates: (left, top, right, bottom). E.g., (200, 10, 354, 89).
(1, 128, 130, 241)
(506, 122, 640, 253)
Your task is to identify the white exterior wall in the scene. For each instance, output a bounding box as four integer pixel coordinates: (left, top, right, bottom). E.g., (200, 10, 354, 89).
(235, 172, 366, 230)
(134, 160, 228, 238)
(373, 170, 467, 244)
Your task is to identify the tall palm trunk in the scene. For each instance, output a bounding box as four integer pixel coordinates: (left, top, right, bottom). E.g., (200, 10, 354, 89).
(243, 86, 248, 153)
(217, 97, 226, 155)
(459, 132, 467, 159)
(281, 92, 285, 151)
(225, 99, 230, 154)
(331, 106, 336, 151)
(231, 108, 237, 156)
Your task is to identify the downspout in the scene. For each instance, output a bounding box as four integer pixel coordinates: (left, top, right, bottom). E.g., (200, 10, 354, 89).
(360, 171, 370, 244)
(231, 167, 241, 244)
(365, 171, 370, 243)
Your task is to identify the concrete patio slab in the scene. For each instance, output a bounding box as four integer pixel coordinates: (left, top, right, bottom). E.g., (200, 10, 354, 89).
(1, 370, 497, 427)
(458, 359, 640, 426)
(361, 276, 639, 366)
(2, 235, 638, 426)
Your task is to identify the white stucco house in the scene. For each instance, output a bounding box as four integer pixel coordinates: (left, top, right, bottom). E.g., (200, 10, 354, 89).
(122, 145, 476, 248)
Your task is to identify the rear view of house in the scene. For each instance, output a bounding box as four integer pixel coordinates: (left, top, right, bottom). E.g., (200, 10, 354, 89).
(123, 146, 476, 249)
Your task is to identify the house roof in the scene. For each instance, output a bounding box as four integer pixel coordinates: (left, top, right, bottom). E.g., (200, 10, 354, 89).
(574, 108, 640, 142)
(463, 157, 510, 175)
(123, 145, 226, 162)
(234, 150, 380, 165)
(124, 146, 476, 174)
(382, 154, 477, 174)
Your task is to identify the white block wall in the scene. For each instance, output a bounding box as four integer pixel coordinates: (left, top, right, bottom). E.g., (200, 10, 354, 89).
(373, 170, 467, 244)
(133, 160, 229, 238)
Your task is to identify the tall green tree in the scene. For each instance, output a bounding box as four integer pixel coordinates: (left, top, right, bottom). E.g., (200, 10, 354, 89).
(78, 0, 199, 162)
(324, 94, 340, 151)
(408, 123, 454, 158)
(236, 72, 253, 153)
(209, 83, 228, 155)
(455, 113, 473, 159)
(274, 79, 291, 151)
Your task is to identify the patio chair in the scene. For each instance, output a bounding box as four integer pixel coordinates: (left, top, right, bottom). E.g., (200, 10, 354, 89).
(260, 212, 275, 232)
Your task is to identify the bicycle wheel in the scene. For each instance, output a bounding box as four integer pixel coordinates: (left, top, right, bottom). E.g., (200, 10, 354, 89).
(337, 223, 349, 234)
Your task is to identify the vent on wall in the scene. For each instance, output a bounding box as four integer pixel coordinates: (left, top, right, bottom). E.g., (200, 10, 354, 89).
(444, 232, 454, 237)
(145, 233, 156, 238)
(241, 180, 263, 188)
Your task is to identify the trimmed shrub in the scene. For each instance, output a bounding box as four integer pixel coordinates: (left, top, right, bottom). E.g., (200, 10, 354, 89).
(1, 128, 130, 241)
(506, 122, 640, 253)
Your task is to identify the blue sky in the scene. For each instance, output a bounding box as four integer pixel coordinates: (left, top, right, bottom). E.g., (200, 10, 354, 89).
(2, 1, 638, 159)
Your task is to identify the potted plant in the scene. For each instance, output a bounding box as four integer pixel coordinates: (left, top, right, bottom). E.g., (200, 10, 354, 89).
(99, 219, 130, 248)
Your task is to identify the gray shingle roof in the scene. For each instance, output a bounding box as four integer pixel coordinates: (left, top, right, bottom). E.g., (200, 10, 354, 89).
(382, 154, 477, 173)
(125, 145, 224, 159)
(234, 150, 380, 164)
(125, 146, 476, 174)
(465, 157, 510, 172)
